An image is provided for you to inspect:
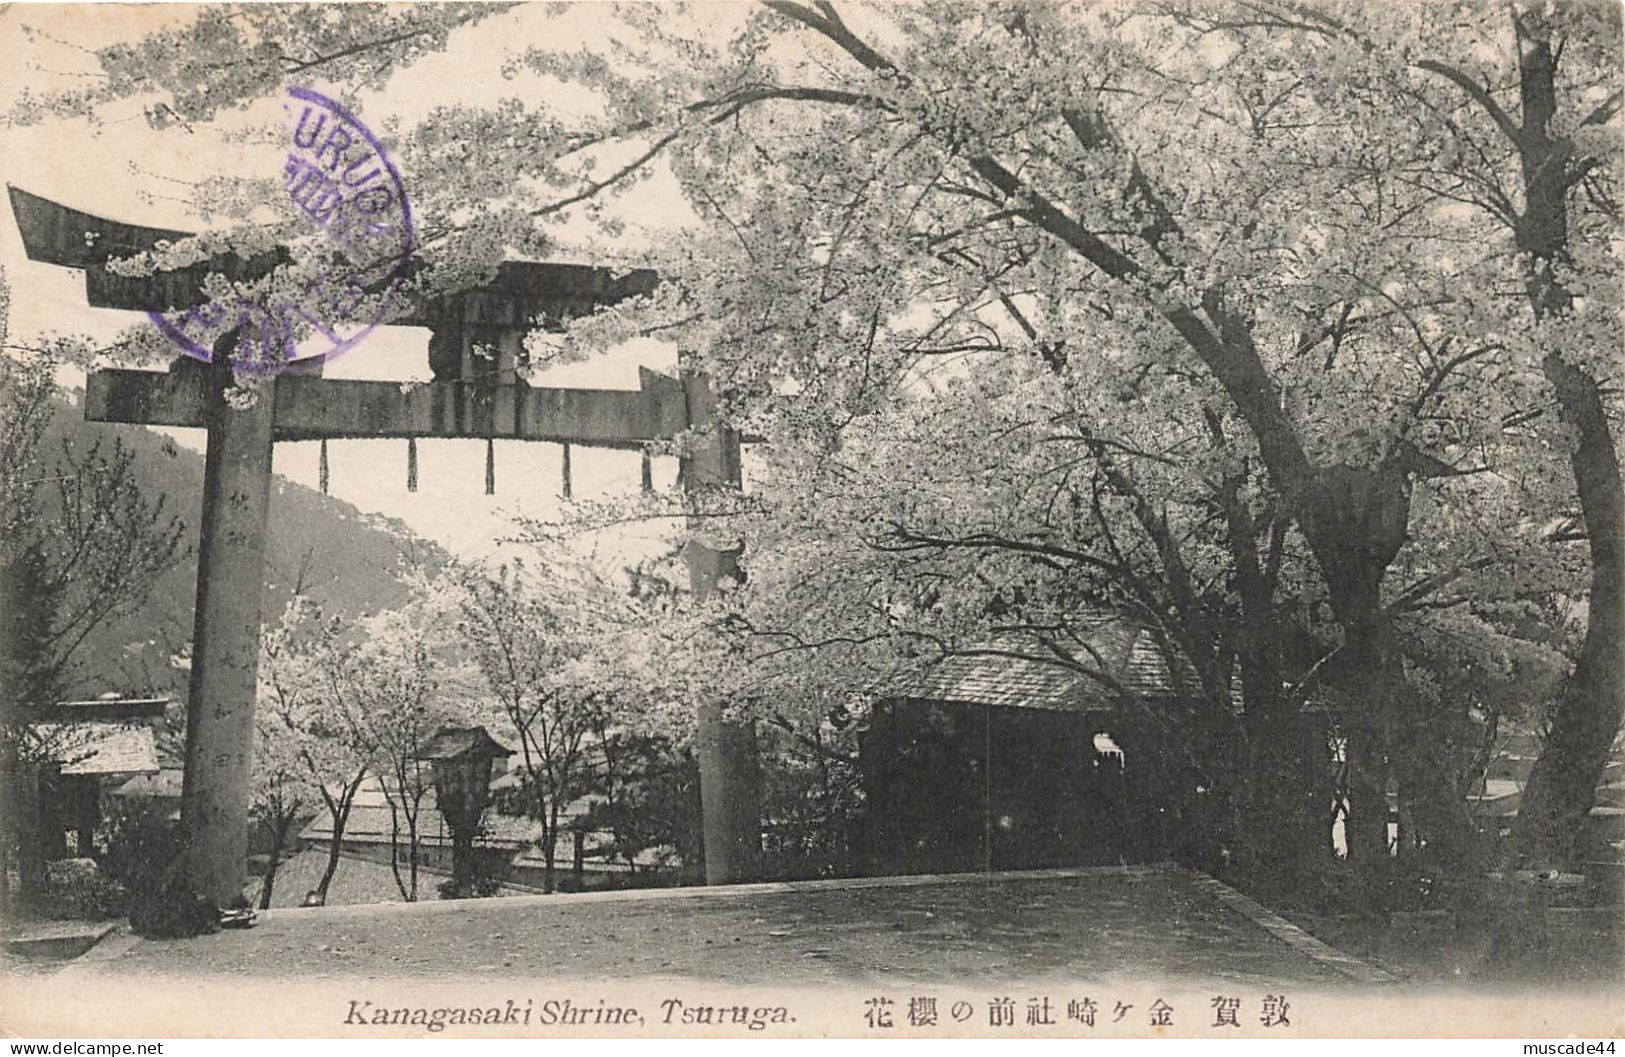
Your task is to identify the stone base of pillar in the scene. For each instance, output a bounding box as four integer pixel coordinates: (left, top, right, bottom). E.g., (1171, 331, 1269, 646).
(697, 701, 763, 885)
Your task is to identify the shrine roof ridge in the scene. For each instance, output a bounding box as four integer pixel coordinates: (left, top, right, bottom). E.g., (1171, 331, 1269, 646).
(886, 616, 1200, 713)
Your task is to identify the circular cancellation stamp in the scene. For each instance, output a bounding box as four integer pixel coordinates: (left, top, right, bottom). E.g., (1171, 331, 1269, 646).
(146, 86, 416, 373)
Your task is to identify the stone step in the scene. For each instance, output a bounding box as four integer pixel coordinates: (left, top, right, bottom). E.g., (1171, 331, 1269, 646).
(3, 921, 118, 961)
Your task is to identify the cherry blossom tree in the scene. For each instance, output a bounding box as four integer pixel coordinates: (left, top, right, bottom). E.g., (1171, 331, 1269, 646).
(351, 590, 482, 901)
(449, 559, 615, 893)
(249, 703, 307, 910)
(12, 0, 1618, 886)
(1399, 3, 1623, 868)
(489, 1, 1605, 879)
(257, 598, 376, 905)
(1, 333, 186, 906)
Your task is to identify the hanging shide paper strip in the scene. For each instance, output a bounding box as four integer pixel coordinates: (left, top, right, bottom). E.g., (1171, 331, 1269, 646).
(318, 438, 329, 495)
(561, 442, 573, 500)
(485, 437, 496, 495)
(407, 437, 418, 493)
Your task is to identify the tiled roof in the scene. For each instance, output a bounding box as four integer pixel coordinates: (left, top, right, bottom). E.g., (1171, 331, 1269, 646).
(888, 617, 1197, 713)
(416, 726, 513, 761)
(1125, 632, 1195, 696)
(113, 768, 183, 798)
(31, 722, 159, 776)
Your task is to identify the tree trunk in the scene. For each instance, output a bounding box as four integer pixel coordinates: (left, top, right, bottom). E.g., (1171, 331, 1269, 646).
(0, 773, 10, 914)
(386, 796, 408, 902)
(0, 742, 19, 910)
(1228, 535, 1323, 879)
(1503, 23, 1625, 868)
(12, 761, 44, 895)
(1241, 704, 1324, 875)
(1306, 474, 1404, 873)
(315, 800, 353, 903)
(406, 808, 419, 901)
(542, 809, 558, 894)
(32, 765, 62, 865)
(1173, 310, 1471, 882)
(258, 811, 293, 911)
(1392, 681, 1481, 873)
(1517, 355, 1625, 866)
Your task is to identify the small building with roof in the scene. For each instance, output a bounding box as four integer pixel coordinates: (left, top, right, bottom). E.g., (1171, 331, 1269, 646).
(859, 617, 1205, 876)
(299, 787, 545, 878)
(28, 695, 170, 858)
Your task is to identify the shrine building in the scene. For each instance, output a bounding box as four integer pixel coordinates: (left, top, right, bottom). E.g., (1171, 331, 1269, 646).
(860, 615, 1207, 876)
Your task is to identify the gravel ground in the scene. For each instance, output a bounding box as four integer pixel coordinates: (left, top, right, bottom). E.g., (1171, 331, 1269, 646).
(60, 865, 1368, 986)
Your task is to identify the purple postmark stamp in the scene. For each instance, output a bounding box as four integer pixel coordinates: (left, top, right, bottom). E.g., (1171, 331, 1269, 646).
(146, 86, 415, 373)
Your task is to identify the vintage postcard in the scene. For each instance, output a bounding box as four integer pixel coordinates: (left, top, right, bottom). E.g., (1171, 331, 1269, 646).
(0, 0, 1620, 1042)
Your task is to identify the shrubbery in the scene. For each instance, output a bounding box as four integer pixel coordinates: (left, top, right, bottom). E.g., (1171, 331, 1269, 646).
(38, 857, 126, 919)
(98, 799, 218, 938)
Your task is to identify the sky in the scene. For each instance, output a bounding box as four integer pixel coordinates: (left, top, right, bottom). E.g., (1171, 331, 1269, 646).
(0, 3, 726, 561)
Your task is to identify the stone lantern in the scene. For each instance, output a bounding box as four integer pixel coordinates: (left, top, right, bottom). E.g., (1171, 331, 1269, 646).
(416, 726, 511, 896)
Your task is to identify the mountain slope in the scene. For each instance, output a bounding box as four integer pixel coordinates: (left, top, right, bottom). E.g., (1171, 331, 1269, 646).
(37, 391, 449, 700)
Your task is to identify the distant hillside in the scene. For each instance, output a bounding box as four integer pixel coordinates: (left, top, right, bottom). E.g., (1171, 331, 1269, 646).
(37, 391, 450, 701)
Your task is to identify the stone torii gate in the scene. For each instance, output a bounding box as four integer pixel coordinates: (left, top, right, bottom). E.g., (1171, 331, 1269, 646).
(9, 186, 762, 902)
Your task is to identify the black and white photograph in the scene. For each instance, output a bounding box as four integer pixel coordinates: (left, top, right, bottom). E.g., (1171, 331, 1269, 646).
(0, 0, 1620, 1041)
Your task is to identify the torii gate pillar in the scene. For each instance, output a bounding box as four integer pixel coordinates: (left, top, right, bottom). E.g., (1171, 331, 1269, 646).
(681, 370, 762, 885)
(183, 343, 276, 905)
